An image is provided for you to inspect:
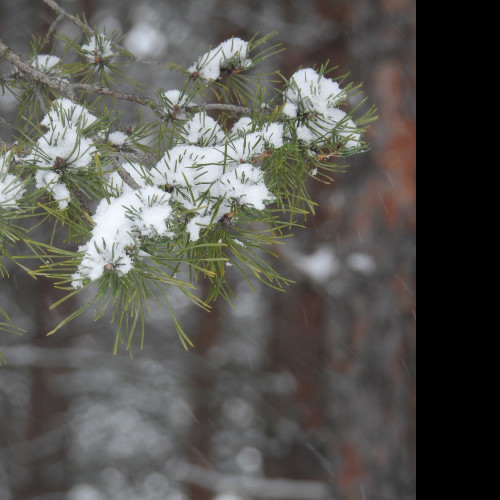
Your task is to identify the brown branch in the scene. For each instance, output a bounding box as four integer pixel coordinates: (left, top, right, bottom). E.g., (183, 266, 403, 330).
(0, 39, 168, 116)
(110, 156, 143, 191)
(2, 30, 254, 121)
(41, 0, 173, 69)
(198, 103, 253, 115)
(72, 83, 163, 111)
(0, 38, 77, 100)
(41, 0, 89, 33)
(41, 13, 65, 50)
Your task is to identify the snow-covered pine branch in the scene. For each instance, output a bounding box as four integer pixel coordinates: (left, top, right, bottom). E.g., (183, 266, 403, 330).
(0, 0, 376, 352)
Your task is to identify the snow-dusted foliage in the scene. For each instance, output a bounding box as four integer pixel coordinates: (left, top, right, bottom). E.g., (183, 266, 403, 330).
(284, 68, 361, 149)
(80, 34, 115, 63)
(32, 54, 61, 73)
(72, 186, 174, 286)
(0, 153, 25, 209)
(188, 37, 252, 80)
(27, 99, 98, 209)
(161, 90, 192, 117)
(1, 22, 374, 345)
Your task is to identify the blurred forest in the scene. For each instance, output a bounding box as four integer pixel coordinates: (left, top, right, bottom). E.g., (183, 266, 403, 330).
(0, 1, 416, 499)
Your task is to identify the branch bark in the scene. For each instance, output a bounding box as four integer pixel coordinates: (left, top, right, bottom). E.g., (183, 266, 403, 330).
(1, 39, 252, 119)
(1, 39, 77, 100)
(200, 103, 253, 115)
(110, 156, 143, 191)
(41, 0, 89, 33)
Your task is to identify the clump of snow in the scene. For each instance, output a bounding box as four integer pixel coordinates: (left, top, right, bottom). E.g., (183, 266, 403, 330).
(152, 145, 226, 204)
(225, 123, 284, 164)
(181, 112, 226, 146)
(72, 186, 174, 287)
(81, 34, 114, 63)
(0, 153, 26, 209)
(35, 171, 71, 209)
(41, 98, 99, 132)
(188, 38, 252, 81)
(28, 99, 99, 209)
(213, 163, 273, 210)
(284, 68, 343, 117)
(34, 128, 96, 169)
(161, 90, 191, 116)
(295, 109, 360, 149)
(32, 54, 61, 73)
(151, 121, 283, 242)
(284, 68, 361, 149)
(107, 131, 129, 147)
(231, 117, 254, 136)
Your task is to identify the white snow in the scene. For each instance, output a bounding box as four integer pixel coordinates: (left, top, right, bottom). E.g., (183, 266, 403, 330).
(152, 145, 226, 203)
(81, 35, 114, 62)
(68, 98, 291, 285)
(188, 38, 252, 81)
(213, 163, 272, 210)
(284, 68, 343, 117)
(35, 170, 71, 209)
(151, 122, 284, 242)
(107, 131, 129, 147)
(72, 187, 174, 287)
(231, 116, 254, 136)
(35, 128, 96, 169)
(185, 214, 214, 242)
(284, 68, 361, 149)
(181, 112, 226, 146)
(32, 54, 61, 72)
(161, 90, 191, 115)
(225, 123, 284, 163)
(29, 99, 99, 210)
(41, 98, 99, 131)
(0, 153, 25, 209)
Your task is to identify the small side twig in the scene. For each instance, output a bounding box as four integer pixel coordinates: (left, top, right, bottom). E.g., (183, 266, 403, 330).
(110, 156, 142, 191)
(197, 103, 253, 115)
(41, 13, 65, 50)
(42, 0, 89, 33)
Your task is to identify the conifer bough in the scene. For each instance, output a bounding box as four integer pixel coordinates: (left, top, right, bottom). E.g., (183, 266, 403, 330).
(0, 1, 377, 355)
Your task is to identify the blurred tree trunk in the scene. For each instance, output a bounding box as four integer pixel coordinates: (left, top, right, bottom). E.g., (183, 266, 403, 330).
(16, 280, 72, 500)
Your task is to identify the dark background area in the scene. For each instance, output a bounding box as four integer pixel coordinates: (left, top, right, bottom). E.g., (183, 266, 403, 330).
(0, 1, 416, 499)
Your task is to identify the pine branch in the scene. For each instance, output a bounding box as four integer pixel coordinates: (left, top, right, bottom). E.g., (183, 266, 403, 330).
(2, 39, 252, 120)
(197, 103, 253, 115)
(40, 13, 65, 50)
(0, 38, 76, 99)
(1, 10, 376, 352)
(41, 0, 89, 33)
(110, 156, 143, 191)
